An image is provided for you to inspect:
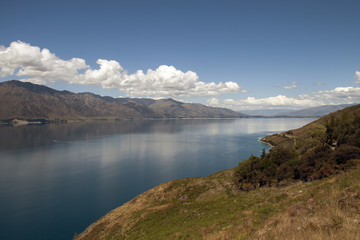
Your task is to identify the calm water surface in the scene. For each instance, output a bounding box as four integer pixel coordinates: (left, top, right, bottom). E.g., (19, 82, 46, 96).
(0, 118, 314, 240)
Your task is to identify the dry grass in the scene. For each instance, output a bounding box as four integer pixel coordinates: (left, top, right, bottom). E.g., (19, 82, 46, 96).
(251, 166, 360, 240)
(75, 165, 360, 240)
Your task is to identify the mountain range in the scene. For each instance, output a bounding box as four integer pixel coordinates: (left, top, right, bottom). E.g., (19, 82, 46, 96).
(242, 104, 355, 117)
(0, 80, 355, 122)
(0, 80, 247, 122)
(274, 104, 355, 117)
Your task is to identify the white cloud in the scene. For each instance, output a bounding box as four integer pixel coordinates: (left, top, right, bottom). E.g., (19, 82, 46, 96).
(207, 95, 320, 111)
(283, 81, 298, 89)
(355, 71, 360, 84)
(206, 98, 220, 106)
(0, 41, 88, 85)
(207, 87, 360, 111)
(0, 41, 243, 98)
(313, 82, 324, 86)
(307, 87, 360, 103)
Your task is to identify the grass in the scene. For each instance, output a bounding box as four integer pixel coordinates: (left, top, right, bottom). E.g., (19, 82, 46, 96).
(74, 163, 360, 239)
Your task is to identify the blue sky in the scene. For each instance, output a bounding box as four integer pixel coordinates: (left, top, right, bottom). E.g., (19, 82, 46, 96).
(1, 0, 360, 111)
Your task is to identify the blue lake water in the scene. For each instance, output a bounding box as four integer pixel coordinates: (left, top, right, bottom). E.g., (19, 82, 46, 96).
(0, 118, 314, 240)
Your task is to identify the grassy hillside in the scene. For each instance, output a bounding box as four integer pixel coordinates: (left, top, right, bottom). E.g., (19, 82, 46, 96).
(74, 164, 360, 240)
(75, 104, 360, 239)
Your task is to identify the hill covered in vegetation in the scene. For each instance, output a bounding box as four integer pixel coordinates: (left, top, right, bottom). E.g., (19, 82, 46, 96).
(75, 105, 360, 239)
(237, 104, 360, 190)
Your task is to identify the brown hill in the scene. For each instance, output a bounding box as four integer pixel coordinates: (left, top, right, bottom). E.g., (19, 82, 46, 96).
(146, 98, 244, 118)
(0, 80, 247, 122)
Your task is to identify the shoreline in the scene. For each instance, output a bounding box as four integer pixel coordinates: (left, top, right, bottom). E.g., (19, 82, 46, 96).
(0, 116, 318, 127)
(259, 135, 276, 148)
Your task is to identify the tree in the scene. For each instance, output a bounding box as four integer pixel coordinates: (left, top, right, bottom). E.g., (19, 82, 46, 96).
(260, 148, 266, 159)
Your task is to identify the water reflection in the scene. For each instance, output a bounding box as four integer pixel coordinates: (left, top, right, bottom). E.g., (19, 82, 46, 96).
(0, 119, 236, 150)
(0, 118, 315, 240)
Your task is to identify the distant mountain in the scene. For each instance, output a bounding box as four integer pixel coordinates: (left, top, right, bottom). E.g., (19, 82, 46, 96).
(275, 104, 355, 117)
(147, 98, 247, 118)
(0, 80, 247, 122)
(240, 109, 293, 116)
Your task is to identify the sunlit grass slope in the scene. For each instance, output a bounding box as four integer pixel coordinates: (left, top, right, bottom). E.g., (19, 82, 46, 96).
(74, 164, 360, 240)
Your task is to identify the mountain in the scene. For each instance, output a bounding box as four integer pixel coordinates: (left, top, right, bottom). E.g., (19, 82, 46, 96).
(242, 104, 356, 117)
(147, 98, 246, 118)
(120, 97, 247, 118)
(274, 104, 355, 117)
(0, 80, 247, 122)
(75, 104, 360, 240)
(241, 109, 293, 116)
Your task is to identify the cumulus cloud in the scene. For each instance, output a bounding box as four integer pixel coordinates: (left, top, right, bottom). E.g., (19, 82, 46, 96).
(207, 87, 360, 111)
(355, 71, 360, 84)
(283, 81, 298, 89)
(207, 95, 320, 111)
(306, 87, 360, 103)
(0, 41, 242, 97)
(0, 41, 88, 84)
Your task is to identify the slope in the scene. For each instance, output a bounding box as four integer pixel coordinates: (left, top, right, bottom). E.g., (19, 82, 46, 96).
(147, 98, 247, 118)
(75, 104, 360, 239)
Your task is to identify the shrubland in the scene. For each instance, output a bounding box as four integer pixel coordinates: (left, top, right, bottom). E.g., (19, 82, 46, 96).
(235, 105, 360, 190)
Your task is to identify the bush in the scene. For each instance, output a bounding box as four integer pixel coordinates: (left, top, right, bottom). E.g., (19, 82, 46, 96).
(297, 145, 333, 181)
(332, 145, 360, 166)
(235, 147, 298, 190)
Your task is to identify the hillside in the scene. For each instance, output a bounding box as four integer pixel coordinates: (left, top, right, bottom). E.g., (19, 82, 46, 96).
(75, 105, 360, 239)
(236, 104, 360, 190)
(121, 98, 246, 118)
(0, 80, 157, 121)
(148, 99, 244, 118)
(75, 167, 360, 240)
(0, 80, 247, 122)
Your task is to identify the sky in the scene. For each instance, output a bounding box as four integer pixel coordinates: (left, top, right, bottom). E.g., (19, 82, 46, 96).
(1, 0, 360, 112)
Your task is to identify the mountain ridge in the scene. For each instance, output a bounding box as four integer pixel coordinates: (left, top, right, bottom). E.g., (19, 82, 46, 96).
(0, 80, 248, 122)
(274, 104, 355, 117)
(241, 104, 356, 117)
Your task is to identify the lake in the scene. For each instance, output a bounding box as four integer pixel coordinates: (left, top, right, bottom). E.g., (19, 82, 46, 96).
(0, 118, 315, 240)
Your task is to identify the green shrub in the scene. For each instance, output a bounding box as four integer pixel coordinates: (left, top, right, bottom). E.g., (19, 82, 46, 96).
(235, 105, 360, 190)
(332, 145, 360, 165)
